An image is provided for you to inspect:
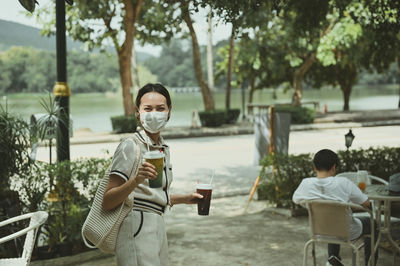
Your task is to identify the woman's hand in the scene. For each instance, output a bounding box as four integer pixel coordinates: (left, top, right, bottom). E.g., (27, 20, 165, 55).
(170, 193, 203, 206)
(185, 192, 204, 204)
(132, 162, 157, 184)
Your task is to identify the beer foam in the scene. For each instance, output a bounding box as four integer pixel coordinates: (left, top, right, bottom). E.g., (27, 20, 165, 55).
(144, 150, 165, 159)
(196, 183, 212, 189)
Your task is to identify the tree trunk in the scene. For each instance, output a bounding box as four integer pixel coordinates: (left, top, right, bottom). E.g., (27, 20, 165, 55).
(336, 63, 357, 111)
(248, 73, 256, 115)
(117, 0, 143, 116)
(181, 1, 215, 111)
(118, 50, 134, 115)
(226, 24, 235, 110)
(207, 8, 214, 92)
(398, 56, 400, 108)
(292, 53, 316, 106)
(291, 23, 334, 107)
(131, 41, 140, 95)
(342, 86, 351, 111)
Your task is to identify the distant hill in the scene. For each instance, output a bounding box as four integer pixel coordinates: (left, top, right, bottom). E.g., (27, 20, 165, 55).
(0, 19, 153, 62)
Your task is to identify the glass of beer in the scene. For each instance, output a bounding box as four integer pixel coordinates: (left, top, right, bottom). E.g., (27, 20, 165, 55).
(196, 184, 212, 215)
(143, 150, 165, 188)
(357, 170, 368, 192)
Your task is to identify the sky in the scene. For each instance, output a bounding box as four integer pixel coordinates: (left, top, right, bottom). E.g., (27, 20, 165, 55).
(0, 0, 231, 56)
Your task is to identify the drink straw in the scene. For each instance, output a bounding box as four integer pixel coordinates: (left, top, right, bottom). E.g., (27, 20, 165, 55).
(209, 169, 215, 184)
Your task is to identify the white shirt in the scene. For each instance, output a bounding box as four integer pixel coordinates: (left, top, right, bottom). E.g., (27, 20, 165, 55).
(109, 130, 173, 214)
(293, 176, 368, 240)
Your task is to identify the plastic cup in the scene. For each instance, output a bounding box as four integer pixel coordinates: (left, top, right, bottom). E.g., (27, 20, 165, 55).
(196, 184, 212, 215)
(357, 170, 368, 192)
(143, 151, 165, 188)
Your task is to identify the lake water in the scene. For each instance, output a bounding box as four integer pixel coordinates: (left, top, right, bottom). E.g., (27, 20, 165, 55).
(2, 85, 399, 132)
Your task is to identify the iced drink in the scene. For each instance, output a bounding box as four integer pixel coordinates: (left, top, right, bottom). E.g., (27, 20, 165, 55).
(196, 184, 212, 215)
(144, 150, 165, 188)
(357, 170, 368, 192)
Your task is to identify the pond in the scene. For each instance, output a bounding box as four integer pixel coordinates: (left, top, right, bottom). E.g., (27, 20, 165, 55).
(2, 84, 399, 132)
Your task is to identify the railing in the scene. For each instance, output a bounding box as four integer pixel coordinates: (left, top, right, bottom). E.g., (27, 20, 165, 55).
(169, 87, 201, 93)
(247, 101, 321, 115)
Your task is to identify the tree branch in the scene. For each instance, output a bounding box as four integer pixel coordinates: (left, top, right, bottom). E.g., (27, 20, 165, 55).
(102, 3, 120, 52)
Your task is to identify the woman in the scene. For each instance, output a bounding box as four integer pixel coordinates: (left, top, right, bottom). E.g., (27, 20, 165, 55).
(102, 83, 202, 265)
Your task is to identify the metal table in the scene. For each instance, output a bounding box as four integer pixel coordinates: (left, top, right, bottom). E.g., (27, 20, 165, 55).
(365, 184, 400, 265)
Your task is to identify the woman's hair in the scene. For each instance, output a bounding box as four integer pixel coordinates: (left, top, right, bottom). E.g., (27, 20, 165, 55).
(313, 149, 339, 171)
(135, 83, 172, 109)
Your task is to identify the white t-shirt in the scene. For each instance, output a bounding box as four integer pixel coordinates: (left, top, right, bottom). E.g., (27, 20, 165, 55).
(109, 130, 173, 215)
(292, 176, 368, 240)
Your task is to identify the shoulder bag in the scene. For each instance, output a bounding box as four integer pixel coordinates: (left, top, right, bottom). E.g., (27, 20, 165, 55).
(81, 136, 141, 254)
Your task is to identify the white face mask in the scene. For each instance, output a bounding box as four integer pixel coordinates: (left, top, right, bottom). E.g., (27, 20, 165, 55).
(140, 111, 168, 133)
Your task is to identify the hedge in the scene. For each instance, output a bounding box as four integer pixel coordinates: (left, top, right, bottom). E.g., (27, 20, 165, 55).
(225, 109, 241, 124)
(275, 105, 315, 124)
(110, 115, 138, 133)
(198, 110, 227, 127)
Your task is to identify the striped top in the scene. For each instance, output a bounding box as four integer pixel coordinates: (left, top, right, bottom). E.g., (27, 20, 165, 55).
(109, 130, 173, 215)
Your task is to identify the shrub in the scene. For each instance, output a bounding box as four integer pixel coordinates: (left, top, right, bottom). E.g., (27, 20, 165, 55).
(9, 158, 111, 259)
(257, 147, 400, 208)
(198, 110, 226, 127)
(258, 153, 314, 208)
(0, 104, 36, 192)
(337, 147, 400, 180)
(39, 158, 110, 255)
(0, 104, 37, 258)
(111, 115, 138, 133)
(275, 105, 315, 124)
(1, 98, 112, 258)
(225, 109, 241, 124)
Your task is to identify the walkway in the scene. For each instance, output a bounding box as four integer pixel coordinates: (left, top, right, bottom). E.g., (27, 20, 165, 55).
(32, 195, 399, 266)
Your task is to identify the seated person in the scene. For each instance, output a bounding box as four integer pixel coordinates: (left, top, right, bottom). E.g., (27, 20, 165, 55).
(292, 149, 378, 266)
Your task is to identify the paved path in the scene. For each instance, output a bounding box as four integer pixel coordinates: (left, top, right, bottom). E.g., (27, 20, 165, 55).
(35, 195, 398, 266)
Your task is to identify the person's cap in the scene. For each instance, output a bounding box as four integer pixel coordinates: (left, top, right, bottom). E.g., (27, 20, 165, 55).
(388, 173, 400, 196)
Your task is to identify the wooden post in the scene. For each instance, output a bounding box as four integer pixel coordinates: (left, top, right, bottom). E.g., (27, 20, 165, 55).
(269, 106, 279, 202)
(244, 175, 260, 213)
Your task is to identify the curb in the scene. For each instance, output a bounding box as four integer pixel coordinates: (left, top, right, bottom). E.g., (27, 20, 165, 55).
(30, 250, 113, 266)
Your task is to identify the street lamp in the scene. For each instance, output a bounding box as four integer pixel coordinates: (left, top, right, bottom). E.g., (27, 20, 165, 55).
(19, 0, 74, 162)
(345, 129, 355, 150)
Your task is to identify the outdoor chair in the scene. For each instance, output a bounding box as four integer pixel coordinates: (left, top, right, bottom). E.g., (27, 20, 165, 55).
(336, 172, 388, 186)
(0, 211, 48, 266)
(336, 172, 400, 221)
(302, 199, 375, 266)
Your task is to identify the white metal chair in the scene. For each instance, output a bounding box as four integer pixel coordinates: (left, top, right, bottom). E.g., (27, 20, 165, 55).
(302, 200, 375, 266)
(336, 172, 388, 186)
(0, 211, 48, 266)
(336, 172, 400, 222)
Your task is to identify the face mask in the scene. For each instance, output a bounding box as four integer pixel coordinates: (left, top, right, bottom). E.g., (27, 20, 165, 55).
(140, 111, 168, 133)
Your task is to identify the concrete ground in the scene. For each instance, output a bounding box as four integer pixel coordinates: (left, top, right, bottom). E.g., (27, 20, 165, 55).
(34, 195, 399, 266)
(32, 125, 400, 266)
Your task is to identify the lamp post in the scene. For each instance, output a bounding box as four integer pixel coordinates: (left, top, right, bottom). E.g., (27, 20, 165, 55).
(345, 129, 355, 151)
(53, 0, 71, 162)
(18, 0, 73, 162)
